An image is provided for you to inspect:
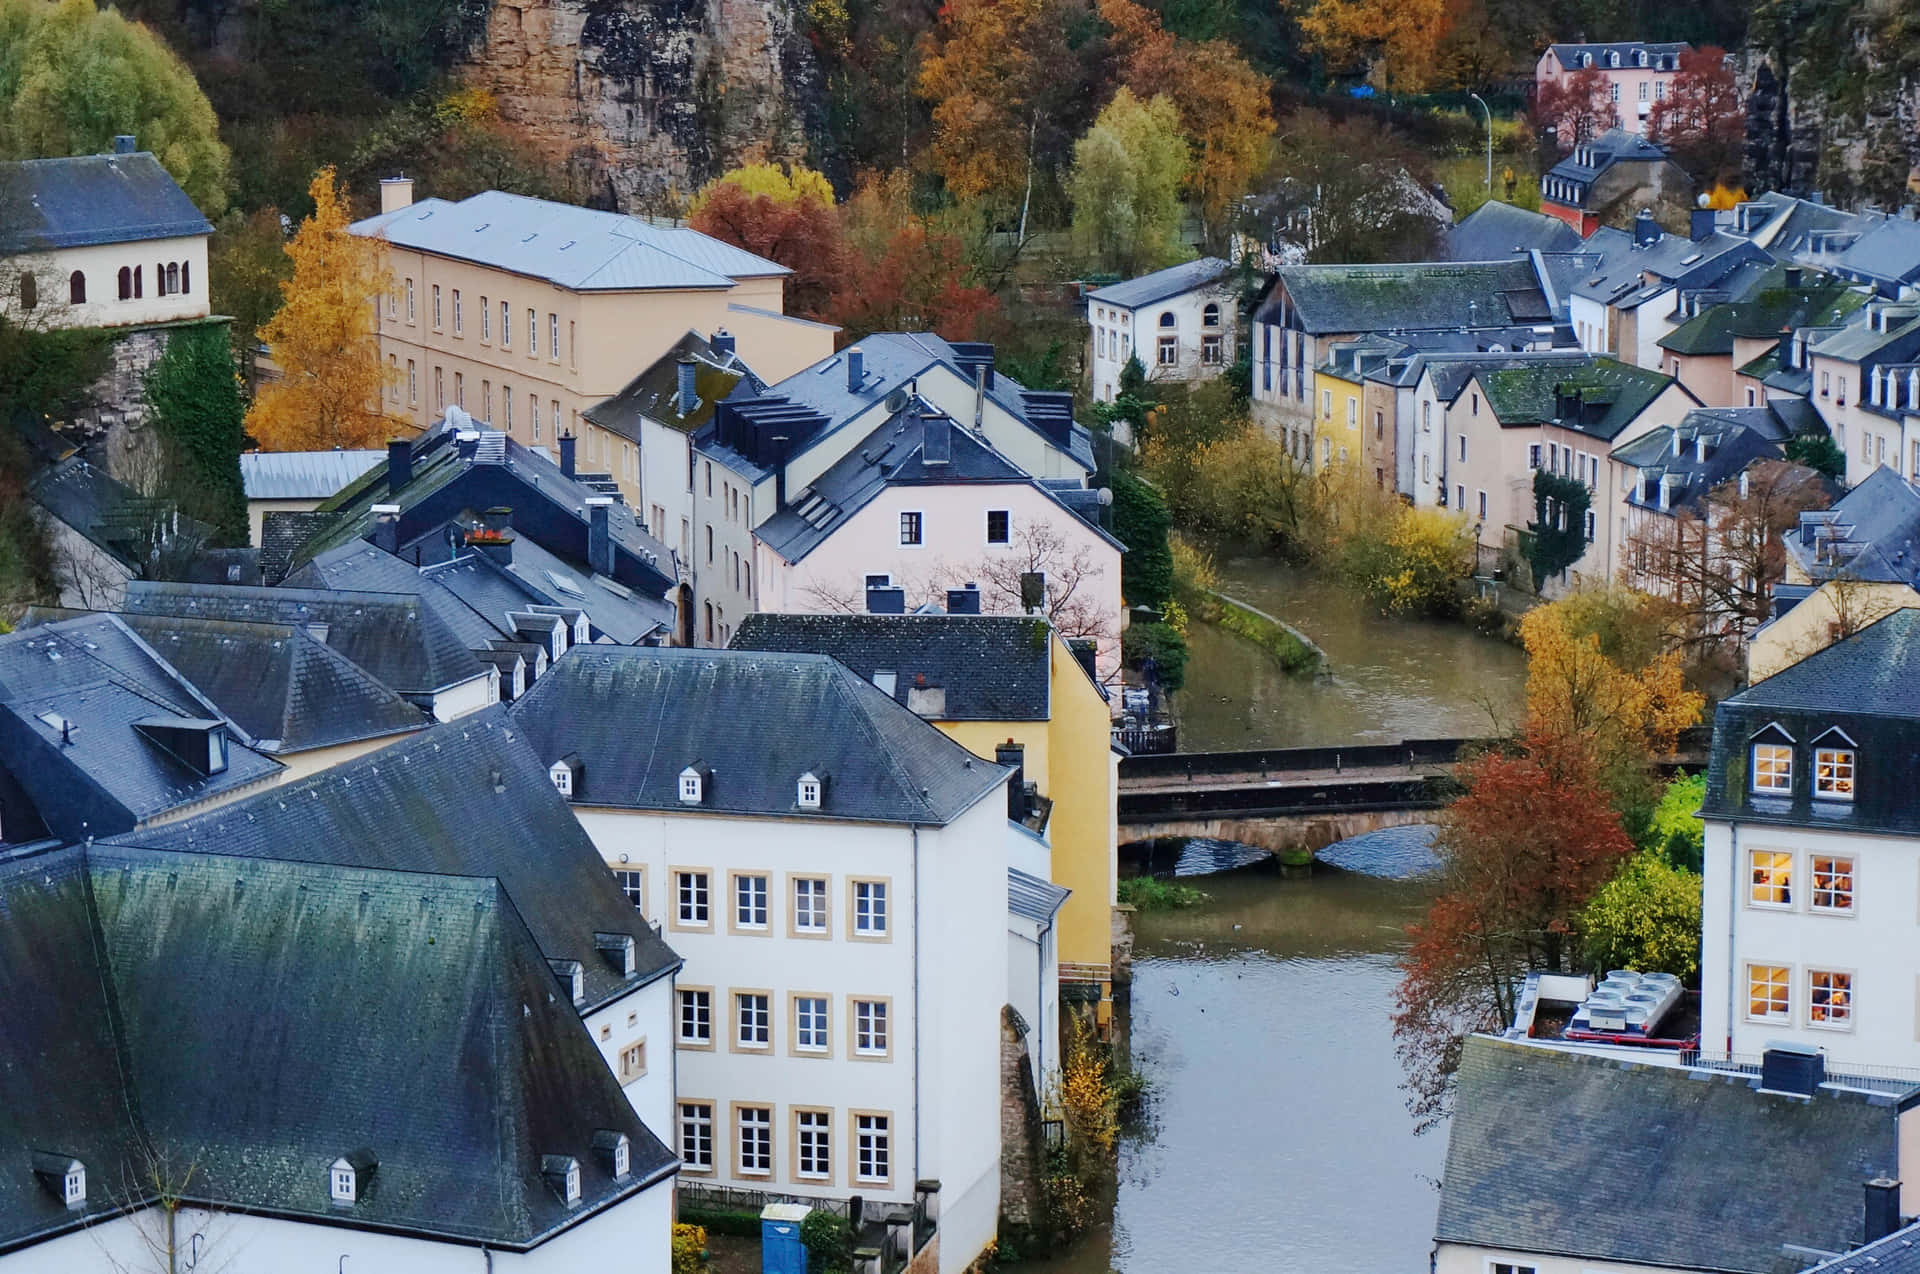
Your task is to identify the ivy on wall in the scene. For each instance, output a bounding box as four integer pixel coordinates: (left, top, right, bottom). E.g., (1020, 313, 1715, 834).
(143, 322, 248, 546)
(1528, 469, 1591, 584)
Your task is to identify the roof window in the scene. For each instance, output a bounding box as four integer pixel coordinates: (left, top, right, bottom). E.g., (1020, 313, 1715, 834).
(679, 763, 711, 805)
(797, 770, 827, 810)
(593, 1130, 632, 1180)
(329, 1150, 376, 1205)
(542, 1155, 583, 1206)
(550, 754, 583, 797)
(32, 1155, 85, 1208)
(594, 931, 637, 976)
(549, 958, 585, 1004)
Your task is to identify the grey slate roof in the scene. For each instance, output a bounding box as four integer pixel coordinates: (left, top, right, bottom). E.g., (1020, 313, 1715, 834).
(583, 330, 759, 443)
(1008, 866, 1070, 922)
(1546, 40, 1689, 68)
(731, 612, 1053, 720)
(259, 509, 338, 584)
(0, 151, 212, 253)
(1837, 219, 1920, 292)
(114, 707, 679, 1012)
(1443, 201, 1583, 261)
(27, 455, 210, 571)
(1570, 229, 1770, 306)
(1543, 128, 1673, 208)
(349, 190, 787, 291)
(238, 449, 386, 501)
(0, 843, 672, 1254)
(1610, 408, 1791, 516)
(1437, 1036, 1901, 1273)
(123, 580, 490, 697)
(1804, 1219, 1920, 1274)
(1780, 466, 1920, 585)
(1261, 258, 1555, 335)
(1085, 257, 1233, 309)
(508, 646, 1010, 824)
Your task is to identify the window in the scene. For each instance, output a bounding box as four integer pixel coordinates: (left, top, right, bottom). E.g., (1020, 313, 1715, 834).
(454, 371, 464, 408)
(407, 360, 417, 406)
(482, 380, 492, 420)
(434, 366, 444, 411)
(676, 870, 711, 926)
(734, 873, 769, 930)
(1203, 302, 1221, 328)
(1639, 81, 1649, 101)
(795, 995, 829, 1052)
(1610, 82, 1621, 102)
(528, 308, 538, 356)
(480, 295, 491, 339)
(619, 1039, 646, 1080)
(737, 1107, 772, 1175)
(1158, 335, 1177, 366)
(405, 278, 415, 323)
(614, 869, 644, 910)
(1490, 1265, 1538, 1274)
(1374, 410, 1384, 440)
(1748, 964, 1791, 1021)
(1159, 310, 1175, 327)
(852, 880, 888, 938)
(432, 284, 442, 329)
(118, 267, 131, 301)
(1748, 850, 1793, 907)
(1478, 490, 1487, 519)
(1202, 334, 1223, 364)
(503, 383, 512, 428)
(796, 1110, 832, 1180)
(1584, 509, 1596, 542)
(900, 511, 923, 546)
(735, 992, 771, 1049)
(1656, 80, 1667, 100)
(678, 988, 712, 1045)
(1752, 742, 1793, 793)
(1811, 856, 1855, 912)
(500, 301, 511, 348)
(389, 355, 399, 400)
(1323, 389, 1333, 419)
(1809, 970, 1853, 1028)
(550, 312, 559, 359)
(1815, 747, 1855, 799)
(569, 320, 576, 368)
(853, 998, 890, 1057)
(854, 1113, 891, 1184)
(679, 1103, 713, 1170)
(987, 509, 1010, 544)
(1458, 435, 1467, 463)
(452, 289, 462, 334)
(133, 265, 141, 298)
(331, 1166, 355, 1203)
(68, 270, 85, 305)
(1346, 397, 1357, 428)
(793, 877, 828, 935)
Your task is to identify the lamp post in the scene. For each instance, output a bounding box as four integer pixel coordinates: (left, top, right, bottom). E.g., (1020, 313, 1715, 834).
(1468, 92, 1493, 189)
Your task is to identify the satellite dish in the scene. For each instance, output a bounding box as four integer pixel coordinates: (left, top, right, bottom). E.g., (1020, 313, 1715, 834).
(884, 388, 911, 414)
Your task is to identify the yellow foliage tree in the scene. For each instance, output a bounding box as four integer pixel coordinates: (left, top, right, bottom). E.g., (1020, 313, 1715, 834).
(1288, 0, 1452, 93)
(686, 161, 835, 217)
(245, 167, 399, 451)
(917, 0, 1044, 206)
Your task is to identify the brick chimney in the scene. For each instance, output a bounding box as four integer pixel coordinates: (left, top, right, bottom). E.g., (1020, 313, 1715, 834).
(386, 438, 412, 495)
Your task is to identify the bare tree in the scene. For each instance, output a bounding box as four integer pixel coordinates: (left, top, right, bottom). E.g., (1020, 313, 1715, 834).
(88, 1141, 241, 1274)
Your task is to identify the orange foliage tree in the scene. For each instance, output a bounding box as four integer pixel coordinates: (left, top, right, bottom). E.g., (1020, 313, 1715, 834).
(1532, 65, 1619, 151)
(245, 167, 399, 451)
(916, 0, 1046, 214)
(1647, 47, 1745, 185)
(687, 165, 848, 321)
(829, 171, 997, 340)
(1284, 0, 1450, 93)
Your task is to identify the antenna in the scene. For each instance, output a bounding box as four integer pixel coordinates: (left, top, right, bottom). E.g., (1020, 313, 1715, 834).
(884, 388, 910, 414)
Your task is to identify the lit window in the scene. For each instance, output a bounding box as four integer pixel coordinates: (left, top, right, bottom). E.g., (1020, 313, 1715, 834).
(1747, 963, 1790, 1021)
(795, 996, 829, 1052)
(853, 881, 888, 936)
(1815, 747, 1854, 799)
(735, 874, 769, 929)
(794, 878, 828, 934)
(797, 1110, 831, 1179)
(1748, 850, 1793, 907)
(854, 998, 889, 1055)
(1809, 970, 1853, 1027)
(613, 868, 644, 910)
(736, 992, 770, 1048)
(1811, 856, 1854, 912)
(679, 1103, 713, 1169)
(855, 1113, 890, 1183)
(676, 871, 710, 925)
(1752, 743, 1793, 793)
(678, 989, 711, 1044)
(737, 1107, 772, 1175)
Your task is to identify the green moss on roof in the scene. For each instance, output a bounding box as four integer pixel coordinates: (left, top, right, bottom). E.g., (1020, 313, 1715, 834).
(1659, 271, 1868, 356)
(1477, 358, 1674, 440)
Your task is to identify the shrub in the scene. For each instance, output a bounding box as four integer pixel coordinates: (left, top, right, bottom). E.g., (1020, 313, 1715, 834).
(1117, 875, 1207, 910)
(1581, 850, 1704, 979)
(1110, 468, 1174, 610)
(1343, 505, 1475, 617)
(1121, 621, 1188, 692)
(801, 1209, 854, 1274)
(1643, 773, 1706, 872)
(672, 1223, 709, 1274)
(676, 1207, 761, 1238)
(1169, 533, 1220, 615)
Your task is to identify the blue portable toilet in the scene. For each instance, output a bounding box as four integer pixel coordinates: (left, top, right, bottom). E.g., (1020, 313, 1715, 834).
(761, 1202, 811, 1274)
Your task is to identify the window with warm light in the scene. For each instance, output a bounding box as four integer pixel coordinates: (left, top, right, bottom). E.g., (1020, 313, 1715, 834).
(1815, 747, 1854, 799)
(1809, 969, 1853, 1027)
(1752, 743, 1792, 793)
(1747, 964, 1790, 1021)
(1749, 850, 1793, 907)
(1811, 856, 1854, 912)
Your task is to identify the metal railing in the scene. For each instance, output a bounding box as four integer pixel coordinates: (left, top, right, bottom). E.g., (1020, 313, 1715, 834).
(1113, 724, 1178, 755)
(1119, 737, 1491, 782)
(1680, 1050, 1920, 1094)
(1059, 961, 1110, 984)
(677, 1180, 850, 1220)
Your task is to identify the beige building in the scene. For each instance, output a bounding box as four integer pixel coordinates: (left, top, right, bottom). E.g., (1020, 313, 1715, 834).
(350, 182, 835, 508)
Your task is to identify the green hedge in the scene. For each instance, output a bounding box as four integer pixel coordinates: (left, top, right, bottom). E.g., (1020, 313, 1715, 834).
(677, 1207, 762, 1238)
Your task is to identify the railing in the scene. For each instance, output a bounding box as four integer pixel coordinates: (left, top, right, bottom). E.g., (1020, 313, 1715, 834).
(1113, 723, 1178, 755)
(677, 1180, 850, 1220)
(1679, 1050, 1920, 1094)
(1120, 775, 1452, 823)
(1059, 961, 1111, 984)
(1119, 737, 1492, 782)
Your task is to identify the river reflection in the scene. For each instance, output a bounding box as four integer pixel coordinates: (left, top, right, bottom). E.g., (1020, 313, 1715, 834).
(1178, 554, 1528, 751)
(1021, 860, 1444, 1274)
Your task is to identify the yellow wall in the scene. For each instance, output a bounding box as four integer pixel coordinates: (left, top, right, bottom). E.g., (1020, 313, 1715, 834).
(271, 731, 425, 782)
(1313, 368, 1365, 469)
(1748, 579, 1920, 681)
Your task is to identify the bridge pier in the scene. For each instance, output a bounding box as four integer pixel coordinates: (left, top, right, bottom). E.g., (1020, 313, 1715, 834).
(1120, 807, 1436, 861)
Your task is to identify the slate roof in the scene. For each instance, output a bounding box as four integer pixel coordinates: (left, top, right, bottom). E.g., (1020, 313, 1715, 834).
(1804, 1219, 1920, 1274)
(1610, 408, 1794, 516)
(1570, 229, 1769, 306)
(239, 449, 386, 501)
(27, 455, 210, 572)
(508, 646, 1010, 824)
(0, 843, 672, 1254)
(122, 580, 491, 698)
(1546, 41, 1689, 69)
(349, 189, 787, 290)
(1442, 201, 1583, 261)
(259, 509, 338, 584)
(1260, 258, 1555, 335)
(1008, 866, 1070, 922)
(1084, 257, 1233, 309)
(1780, 466, 1920, 586)
(730, 612, 1053, 720)
(0, 151, 212, 253)
(0, 621, 282, 841)
(1436, 1036, 1901, 1273)
(583, 330, 759, 443)
(115, 708, 679, 1011)
(1659, 268, 1868, 356)
(1836, 219, 1920, 291)
(1543, 128, 1674, 208)
(1810, 311, 1920, 366)
(1476, 357, 1680, 441)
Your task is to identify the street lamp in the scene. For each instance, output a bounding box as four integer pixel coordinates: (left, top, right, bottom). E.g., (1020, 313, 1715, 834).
(1468, 92, 1493, 190)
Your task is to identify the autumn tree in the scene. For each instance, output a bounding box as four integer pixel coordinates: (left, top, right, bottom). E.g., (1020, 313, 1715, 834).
(1244, 110, 1445, 263)
(1580, 850, 1703, 980)
(1069, 89, 1192, 276)
(245, 166, 398, 451)
(1646, 46, 1745, 185)
(1531, 65, 1618, 152)
(208, 207, 293, 379)
(688, 163, 847, 320)
(829, 170, 997, 340)
(1284, 0, 1451, 92)
(0, 0, 230, 215)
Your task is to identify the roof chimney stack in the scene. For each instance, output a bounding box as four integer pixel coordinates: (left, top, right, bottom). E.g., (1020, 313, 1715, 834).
(1759, 1040, 1825, 1096)
(371, 503, 402, 555)
(866, 584, 906, 614)
(712, 328, 736, 357)
(1634, 208, 1660, 248)
(846, 346, 865, 394)
(677, 356, 699, 417)
(945, 584, 981, 614)
(586, 496, 614, 576)
(112, 135, 136, 155)
(380, 176, 414, 214)
(386, 438, 413, 495)
(1867, 1178, 1903, 1243)
(559, 431, 577, 478)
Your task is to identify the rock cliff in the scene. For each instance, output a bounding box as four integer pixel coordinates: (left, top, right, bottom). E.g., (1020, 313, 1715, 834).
(469, 0, 823, 211)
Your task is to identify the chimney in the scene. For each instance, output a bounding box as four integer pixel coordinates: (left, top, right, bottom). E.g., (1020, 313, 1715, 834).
(559, 432, 577, 478)
(866, 584, 906, 614)
(1634, 208, 1660, 248)
(945, 584, 982, 614)
(951, 342, 997, 390)
(1759, 1040, 1825, 1096)
(468, 529, 514, 565)
(112, 134, 136, 155)
(1784, 266, 1803, 289)
(1866, 1178, 1903, 1243)
(387, 438, 413, 494)
(586, 496, 614, 576)
(996, 740, 1026, 820)
(482, 506, 512, 533)
(1690, 207, 1716, 241)
(677, 356, 699, 417)
(1068, 637, 1098, 683)
(380, 176, 414, 213)
(772, 435, 790, 512)
(1019, 572, 1046, 614)
(372, 503, 402, 555)
(712, 328, 736, 357)
(456, 429, 480, 459)
(846, 346, 865, 393)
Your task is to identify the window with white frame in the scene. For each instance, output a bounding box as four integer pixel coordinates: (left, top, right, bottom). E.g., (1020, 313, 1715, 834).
(481, 295, 490, 340)
(900, 511, 923, 546)
(855, 1114, 890, 1183)
(736, 993, 770, 1048)
(1491, 1264, 1538, 1274)
(452, 289, 462, 334)
(677, 870, 710, 925)
(798, 776, 822, 809)
(1157, 334, 1177, 366)
(528, 308, 538, 356)
(1752, 742, 1793, 793)
(1748, 849, 1793, 907)
(796, 996, 829, 1052)
(550, 313, 559, 359)
(679, 1103, 713, 1170)
(1809, 969, 1853, 1027)
(1748, 963, 1791, 1021)
(853, 880, 888, 936)
(737, 1107, 772, 1175)
(614, 868, 644, 910)
(405, 278, 415, 322)
(1815, 746, 1855, 799)
(797, 1110, 831, 1179)
(500, 301, 511, 348)
(735, 874, 769, 929)
(854, 998, 889, 1055)
(794, 877, 828, 934)
(1203, 334, 1222, 364)
(331, 1165, 355, 1203)
(678, 989, 711, 1044)
(432, 284, 442, 329)
(1811, 856, 1855, 912)
(680, 771, 704, 804)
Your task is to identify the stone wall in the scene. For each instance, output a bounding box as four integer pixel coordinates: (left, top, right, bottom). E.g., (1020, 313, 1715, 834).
(998, 1006, 1045, 1232)
(468, 0, 822, 211)
(71, 321, 230, 487)
(1120, 806, 1436, 857)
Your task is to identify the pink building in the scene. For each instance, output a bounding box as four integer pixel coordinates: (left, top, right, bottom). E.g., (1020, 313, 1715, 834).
(1536, 42, 1691, 136)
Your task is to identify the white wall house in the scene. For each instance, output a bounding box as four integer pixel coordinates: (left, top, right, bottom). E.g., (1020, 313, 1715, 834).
(1086, 258, 1237, 403)
(511, 647, 1018, 1274)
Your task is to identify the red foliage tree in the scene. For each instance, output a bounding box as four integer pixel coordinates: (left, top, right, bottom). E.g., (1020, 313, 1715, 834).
(1647, 46, 1744, 184)
(1392, 733, 1634, 1130)
(687, 183, 848, 321)
(827, 172, 998, 341)
(1531, 65, 1618, 152)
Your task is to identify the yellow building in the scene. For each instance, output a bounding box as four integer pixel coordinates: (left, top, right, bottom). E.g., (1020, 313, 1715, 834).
(1313, 356, 1367, 471)
(729, 611, 1120, 1017)
(348, 180, 836, 509)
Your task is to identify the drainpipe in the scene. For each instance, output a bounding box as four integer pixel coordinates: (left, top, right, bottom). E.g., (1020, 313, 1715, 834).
(1726, 820, 1740, 1059)
(912, 825, 923, 1186)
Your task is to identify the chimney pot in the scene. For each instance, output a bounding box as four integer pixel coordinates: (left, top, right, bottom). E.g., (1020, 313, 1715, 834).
(677, 356, 699, 418)
(380, 176, 414, 214)
(1866, 1178, 1903, 1243)
(559, 432, 577, 479)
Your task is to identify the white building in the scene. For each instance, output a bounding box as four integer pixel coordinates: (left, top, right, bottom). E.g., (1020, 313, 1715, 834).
(1698, 609, 1920, 1073)
(0, 140, 211, 330)
(510, 646, 1018, 1274)
(1085, 258, 1237, 403)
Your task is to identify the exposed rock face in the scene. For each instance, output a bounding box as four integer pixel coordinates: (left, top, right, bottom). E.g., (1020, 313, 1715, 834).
(470, 0, 822, 211)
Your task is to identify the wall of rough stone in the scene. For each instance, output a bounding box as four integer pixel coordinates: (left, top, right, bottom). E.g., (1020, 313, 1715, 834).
(998, 1006, 1044, 1232)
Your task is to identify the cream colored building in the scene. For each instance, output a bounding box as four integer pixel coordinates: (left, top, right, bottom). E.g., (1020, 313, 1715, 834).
(350, 182, 835, 508)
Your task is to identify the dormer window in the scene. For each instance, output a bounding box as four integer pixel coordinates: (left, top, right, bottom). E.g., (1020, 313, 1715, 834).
(797, 770, 826, 810)
(1751, 725, 1795, 794)
(550, 959, 585, 1004)
(550, 754, 582, 798)
(32, 1156, 87, 1208)
(1608, 50, 1619, 66)
(63, 1169, 84, 1206)
(615, 1140, 630, 1177)
(1814, 728, 1857, 800)
(679, 765, 706, 804)
(331, 1164, 355, 1203)
(542, 1155, 582, 1206)
(594, 1130, 632, 1180)
(1636, 48, 1647, 66)
(328, 1151, 375, 1205)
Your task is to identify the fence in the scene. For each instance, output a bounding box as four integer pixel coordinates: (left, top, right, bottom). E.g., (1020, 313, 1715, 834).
(678, 1180, 850, 1221)
(1120, 737, 1491, 782)
(1679, 1050, 1920, 1095)
(1112, 724, 1177, 755)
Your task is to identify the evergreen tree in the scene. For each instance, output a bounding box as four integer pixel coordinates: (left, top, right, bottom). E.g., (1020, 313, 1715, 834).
(143, 323, 248, 545)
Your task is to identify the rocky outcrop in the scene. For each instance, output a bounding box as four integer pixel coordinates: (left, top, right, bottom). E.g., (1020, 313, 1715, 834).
(469, 0, 822, 210)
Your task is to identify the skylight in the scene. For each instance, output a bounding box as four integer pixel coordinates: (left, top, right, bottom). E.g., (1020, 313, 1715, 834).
(544, 569, 587, 599)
